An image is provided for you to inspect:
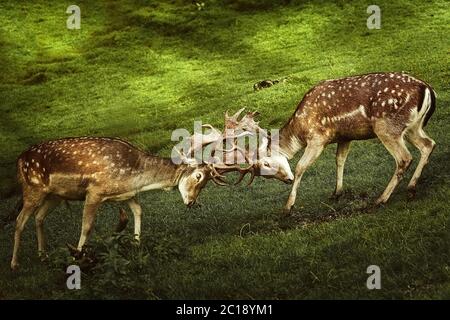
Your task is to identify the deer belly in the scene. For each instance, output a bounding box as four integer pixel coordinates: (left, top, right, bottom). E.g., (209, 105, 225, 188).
(103, 191, 137, 202)
(47, 174, 89, 200)
(326, 113, 375, 141)
(335, 120, 376, 140)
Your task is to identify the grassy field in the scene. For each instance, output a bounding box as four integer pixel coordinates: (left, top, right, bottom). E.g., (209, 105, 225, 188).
(0, 0, 449, 299)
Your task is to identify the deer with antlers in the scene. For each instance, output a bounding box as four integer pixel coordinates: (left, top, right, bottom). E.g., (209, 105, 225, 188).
(273, 72, 436, 213)
(10, 130, 254, 270)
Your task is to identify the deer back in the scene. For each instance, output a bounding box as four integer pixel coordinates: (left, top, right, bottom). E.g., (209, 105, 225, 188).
(285, 72, 433, 143)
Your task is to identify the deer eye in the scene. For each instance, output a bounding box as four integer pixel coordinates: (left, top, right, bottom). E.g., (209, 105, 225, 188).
(195, 173, 203, 181)
(263, 161, 270, 167)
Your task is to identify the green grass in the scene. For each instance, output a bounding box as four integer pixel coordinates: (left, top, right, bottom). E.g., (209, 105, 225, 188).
(0, 0, 449, 299)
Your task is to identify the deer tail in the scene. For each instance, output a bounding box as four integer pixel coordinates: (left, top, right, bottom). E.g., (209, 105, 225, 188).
(422, 87, 436, 128)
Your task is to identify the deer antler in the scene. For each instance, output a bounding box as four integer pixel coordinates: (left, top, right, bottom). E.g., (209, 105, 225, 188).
(225, 107, 246, 129)
(216, 108, 266, 185)
(213, 138, 256, 185)
(173, 118, 258, 186)
(213, 163, 255, 186)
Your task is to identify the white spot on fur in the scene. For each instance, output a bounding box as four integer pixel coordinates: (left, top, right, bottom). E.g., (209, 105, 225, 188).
(405, 93, 411, 104)
(359, 105, 367, 118)
(30, 177, 40, 184)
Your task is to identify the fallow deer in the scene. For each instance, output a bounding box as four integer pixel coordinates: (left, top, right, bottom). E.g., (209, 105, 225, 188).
(274, 72, 436, 213)
(11, 135, 250, 270)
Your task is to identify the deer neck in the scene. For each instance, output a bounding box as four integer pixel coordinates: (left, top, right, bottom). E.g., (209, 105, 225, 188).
(276, 120, 304, 160)
(135, 155, 187, 191)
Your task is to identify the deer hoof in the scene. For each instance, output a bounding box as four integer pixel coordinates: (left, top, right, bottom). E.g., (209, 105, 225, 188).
(330, 192, 343, 200)
(66, 243, 82, 259)
(374, 197, 387, 207)
(282, 206, 293, 216)
(407, 187, 416, 200)
(38, 251, 49, 262)
(11, 261, 19, 271)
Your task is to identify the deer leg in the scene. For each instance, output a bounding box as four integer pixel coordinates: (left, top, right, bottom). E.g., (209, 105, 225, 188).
(333, 141, 351, 198)
(127, 198, 142, 242)
(35, 196, 61, 257)
(77, 195, 101, 251)
(375, 132, 412, 205)
(283, 142, 325, 213)
(11, 192, 45, 270)
(406, 127, 436, 196)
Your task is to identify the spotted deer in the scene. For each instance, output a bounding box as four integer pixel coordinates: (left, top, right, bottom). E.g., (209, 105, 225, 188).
(274, 72, 436, 212)
(11, 136, 250, 270)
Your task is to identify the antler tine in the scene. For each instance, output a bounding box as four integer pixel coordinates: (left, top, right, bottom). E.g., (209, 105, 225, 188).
(231, 107, 246, 121)
(211, 175, 229, 186)
(209, 164, 231, 186)
(212, 139, 255, 185)
(174, 144, 190, 163)
(235, 166, 255, 186)
(218, 143, 252, 165)
(214, 164, 255, 186)
(202, 123, 221, 132)
(182, 124, 223, 162)
(249, 110, 260, 118)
